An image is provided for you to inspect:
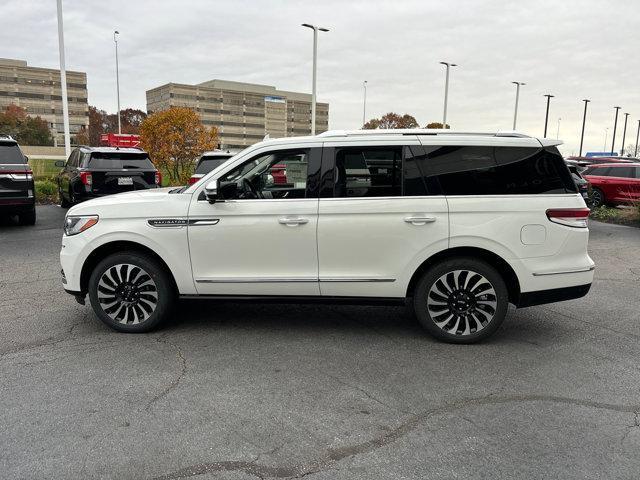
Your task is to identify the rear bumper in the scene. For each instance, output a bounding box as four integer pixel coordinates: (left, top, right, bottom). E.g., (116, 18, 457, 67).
(0, 198, 35, 214)
(516, 283, 591, 308)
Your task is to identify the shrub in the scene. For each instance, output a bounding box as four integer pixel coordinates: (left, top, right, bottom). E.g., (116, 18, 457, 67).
(35, 178, 58, 204)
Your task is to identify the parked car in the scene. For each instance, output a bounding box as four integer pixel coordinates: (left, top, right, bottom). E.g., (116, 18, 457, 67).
(61, 130, 593, 343)
(568, 156, 636, 166)
(188, 151, 234, 185)
(0, 135, 35, 225)
(582, 163, 640, 207)
(56, 146, 161, 207)
(568, 165, 592, 205)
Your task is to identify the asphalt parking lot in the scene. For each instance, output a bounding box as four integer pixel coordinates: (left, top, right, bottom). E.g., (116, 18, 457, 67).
(1, 205, 639, 479)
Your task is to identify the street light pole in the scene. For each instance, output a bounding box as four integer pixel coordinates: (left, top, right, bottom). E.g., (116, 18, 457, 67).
(362, 80, 367, 127)
(55, 0, 71, 158)
(543, 94, 554, 137)
(440, 62, 457, 128)
(611, 106, 621, 155)
(604, 128, 609, 153)
(635, 120, 640, 157)
(302, 23, 329, 135)
(620, 112, 629, 156)
(114, 30, 121, 134)
(512, 81, 525, 130)
(579, 99, 590, 157)
(556, 117, 561, 140)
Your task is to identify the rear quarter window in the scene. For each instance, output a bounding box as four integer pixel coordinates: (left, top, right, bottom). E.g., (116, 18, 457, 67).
(419, 145, 577, 195)
(88, 152, 155, 169)
(0, 143, 26, 164)
(195, 157, 230, 174)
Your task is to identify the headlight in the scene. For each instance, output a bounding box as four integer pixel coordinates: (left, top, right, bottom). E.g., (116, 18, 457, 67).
(64, 215, 99, 236)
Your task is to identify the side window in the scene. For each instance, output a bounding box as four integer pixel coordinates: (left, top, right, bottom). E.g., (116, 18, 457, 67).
(493, 146, 576, 194)
(635, 167, 640, 179)
(587, 166, 610, 176)
(420, 145, 498, 196)
(333, 147, 401, 198)
(67, 150, 78, 168)
(608, 167, 634, 178)
(218, 149, 314, 200)
(403, 145, 442, 196)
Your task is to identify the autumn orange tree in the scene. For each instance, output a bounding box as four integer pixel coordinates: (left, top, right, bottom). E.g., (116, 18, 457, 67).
(425, 122, 450, 129)
(140, 107, 218, 185)
(363, 112, 419, 130)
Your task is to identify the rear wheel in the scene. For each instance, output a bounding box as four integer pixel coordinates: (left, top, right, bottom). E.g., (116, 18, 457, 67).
(591, 188, 605, 208)
(88, 252, 175, 333)
(18, 208, 36, 225)
(413, 258, 509, 343)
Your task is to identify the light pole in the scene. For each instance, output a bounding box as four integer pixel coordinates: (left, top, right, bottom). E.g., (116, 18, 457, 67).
(114, 30, 121, 134)
(620, 112, 629, 156)
(301, 23, 329, 135)
(604, 128, 609, 153)
(635, 120, 640, 157)
(440, 62, 457, 128)
(611, 106, 621, 155)
(543, 94, 554, 137)
(579, 99, 590, 157)
(362, 80, 367, 127)
(55, 0, 71, 157)
(512, 81, 525, 130)
(556, 117, 561, 139)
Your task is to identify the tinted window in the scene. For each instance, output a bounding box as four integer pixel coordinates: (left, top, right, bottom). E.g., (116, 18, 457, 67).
(195, 156, 231, 174)
(403, 145, 441, 196)
(606, 167, 635, 178)
(334, 147, 401, 197)
(583, 166, 610, 176)
(417, 145, 576, 195)
(0, 143, 26, 164)
(88, 152, 155, 169)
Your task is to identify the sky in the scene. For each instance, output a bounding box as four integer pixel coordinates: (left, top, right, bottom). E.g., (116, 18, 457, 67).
(3, 0, 640, 156)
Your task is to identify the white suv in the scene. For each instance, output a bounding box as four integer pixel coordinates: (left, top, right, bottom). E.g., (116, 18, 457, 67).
(60, 130, 594, 343)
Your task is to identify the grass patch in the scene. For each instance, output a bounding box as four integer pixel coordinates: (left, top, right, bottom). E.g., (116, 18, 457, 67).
(590, 205, 640, 227)
(29, 158, 63, 179)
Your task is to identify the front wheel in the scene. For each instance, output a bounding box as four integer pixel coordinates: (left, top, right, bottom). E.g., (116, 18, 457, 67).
(88, 252, 175, 332)
(590, 188, 605, 208)
(413, 258, 509, 344)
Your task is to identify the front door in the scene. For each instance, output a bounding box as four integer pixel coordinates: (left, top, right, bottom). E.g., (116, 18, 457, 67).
(188, 145, 322, 296)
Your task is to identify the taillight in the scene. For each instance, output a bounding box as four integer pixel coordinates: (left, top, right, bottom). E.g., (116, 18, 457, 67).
(546, 208, 590, 228)
(80, 171, 92, 186)
(155, 171, 162, 185)
(188, 176, 198, 185)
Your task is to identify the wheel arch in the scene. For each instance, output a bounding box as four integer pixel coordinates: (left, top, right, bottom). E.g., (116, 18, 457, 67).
(79, 240, 178, 295)
(405, 246, 521, 304)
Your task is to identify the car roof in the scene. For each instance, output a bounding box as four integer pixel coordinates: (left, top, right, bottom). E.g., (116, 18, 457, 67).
(588, 162, 640, 167)
(0, 134, 17, 145)
(78, 146, 147, 154)
(248, 129, 558, 149)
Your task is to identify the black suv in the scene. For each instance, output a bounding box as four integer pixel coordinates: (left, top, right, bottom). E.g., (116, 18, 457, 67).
(56, 146, 161, 207)
(0, 135, 36, 225)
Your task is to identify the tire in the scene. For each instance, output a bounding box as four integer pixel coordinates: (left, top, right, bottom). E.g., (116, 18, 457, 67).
(88, 252, 175, 333)
(18, 208, 36, 225)
(591, 188, 605, 208)
(413, 257, 509, 344)
(59, 188, 71, 208)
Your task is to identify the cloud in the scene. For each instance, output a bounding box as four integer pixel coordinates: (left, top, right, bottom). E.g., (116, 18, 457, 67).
(2, 0, 640, 155)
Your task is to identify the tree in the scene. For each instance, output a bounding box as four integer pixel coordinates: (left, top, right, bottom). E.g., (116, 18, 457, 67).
(425, 122, 450, 129)
(0, 105, 53, 146)
(363, 112, 419, 129)
(140, 107, 218, 185)
(86, 106, 148, 146)
(87, 106, 108, 146)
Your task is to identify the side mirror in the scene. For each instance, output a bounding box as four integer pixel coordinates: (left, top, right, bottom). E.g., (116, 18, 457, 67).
(24, 155, 29, 162)
(54, 160, 65, 168)
(205, 180, 221, 204)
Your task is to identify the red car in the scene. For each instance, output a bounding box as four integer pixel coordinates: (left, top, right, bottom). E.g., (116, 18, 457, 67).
(582, 163, 640, 207)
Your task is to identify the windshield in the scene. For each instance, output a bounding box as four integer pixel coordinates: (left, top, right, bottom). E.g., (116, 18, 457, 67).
(88, 152, 155, 169)
(195, 156, 232, 174)
(0, 143, 26, 164)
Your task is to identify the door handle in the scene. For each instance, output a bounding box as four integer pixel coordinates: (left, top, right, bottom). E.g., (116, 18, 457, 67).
(278, 217, 309, 226)
(404, 215, 436, 226)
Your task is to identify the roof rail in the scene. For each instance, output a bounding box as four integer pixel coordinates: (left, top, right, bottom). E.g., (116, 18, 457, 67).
(316, 129, 532, 139)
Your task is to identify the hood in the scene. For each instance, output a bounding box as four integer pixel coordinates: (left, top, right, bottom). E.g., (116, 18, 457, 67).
(67, 186, 192, 218)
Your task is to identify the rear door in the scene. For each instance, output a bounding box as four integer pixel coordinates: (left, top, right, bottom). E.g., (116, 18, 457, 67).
(317, 137, 449, 298)
(88, 152, 157, 195)
(606, 166, 640, 203)
(0, 142, 31, 203)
